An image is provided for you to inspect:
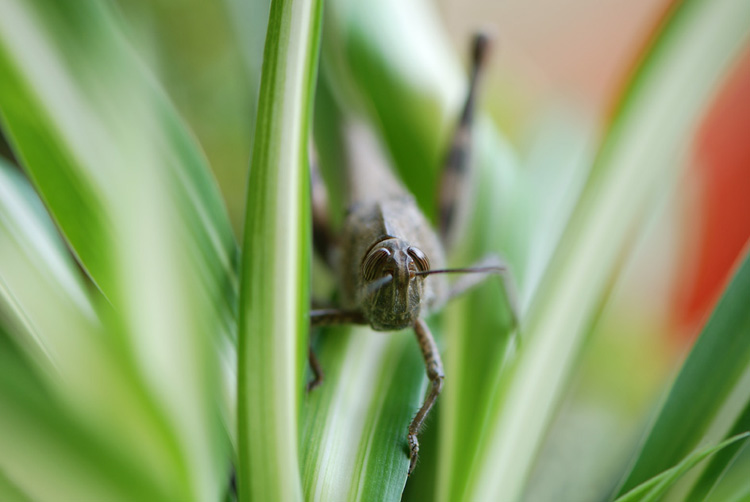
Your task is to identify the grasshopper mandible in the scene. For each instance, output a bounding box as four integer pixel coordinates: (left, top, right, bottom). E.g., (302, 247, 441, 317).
(309, 33, 514, 475)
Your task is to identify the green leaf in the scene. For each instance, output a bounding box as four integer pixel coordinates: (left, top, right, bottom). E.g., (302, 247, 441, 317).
(0, 322, 177, 502)
(0, 464, 30, 502)
(436, 120, 520, 502)
(462, 0, 750, 500)
(114, 0, 255, 227)
(617, 249, 750, 497)
(0, 0, 238, 336)
(301, 325, 427, 500)
(687, 398, 750, 501)
(614, 433, 750, 502)
(0, 161, 173, 501)
(0, 161, 101, 387)
(0, 1, 236, 499)
(236, 0, 322, 499)
(321, 0, 513, 220)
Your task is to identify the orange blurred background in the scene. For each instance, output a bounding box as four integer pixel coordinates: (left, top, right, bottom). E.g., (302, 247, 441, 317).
(438, 0, 750, 344)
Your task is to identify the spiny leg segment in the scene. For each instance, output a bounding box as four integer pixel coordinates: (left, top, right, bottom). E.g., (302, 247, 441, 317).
(408, 318, 444, 475)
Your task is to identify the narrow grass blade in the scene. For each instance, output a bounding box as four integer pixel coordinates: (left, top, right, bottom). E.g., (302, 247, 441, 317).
(687, 398, 750, 501)
(236, 0, 322, 499)
(614, 433, 750, 502)
(465, 0, 750, 500)
(616, 249, 750, 497)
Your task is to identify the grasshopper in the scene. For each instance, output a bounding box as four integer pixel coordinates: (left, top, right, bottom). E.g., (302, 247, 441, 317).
(309, 33, 515, 475)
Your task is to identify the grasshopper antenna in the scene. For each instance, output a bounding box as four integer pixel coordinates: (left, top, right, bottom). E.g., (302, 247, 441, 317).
(415, 265, 506, 277)
(419, 261, 519, 329)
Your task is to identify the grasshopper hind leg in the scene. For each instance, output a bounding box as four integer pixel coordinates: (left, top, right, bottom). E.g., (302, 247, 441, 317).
(438, 33, 491, 252)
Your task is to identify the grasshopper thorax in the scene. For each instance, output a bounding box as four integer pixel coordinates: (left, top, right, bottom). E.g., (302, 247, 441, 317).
(360, 238, 430, 331)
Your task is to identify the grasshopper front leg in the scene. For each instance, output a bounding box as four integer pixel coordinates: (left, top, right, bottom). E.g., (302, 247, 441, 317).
(307, 309, 367, 391)
(408, 318, 444, 475)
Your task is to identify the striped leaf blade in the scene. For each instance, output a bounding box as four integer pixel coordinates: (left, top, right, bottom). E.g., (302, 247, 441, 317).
(0, 0, 238, 319)
(236, 0, 322, 499)
(465, 0, 750, 500)
(0, 1, 238, 499)
(614, 433, 750, 502)
(301, 326, 426, 500)
(617, 249, 750, 498)
(0, 161, 172, 501)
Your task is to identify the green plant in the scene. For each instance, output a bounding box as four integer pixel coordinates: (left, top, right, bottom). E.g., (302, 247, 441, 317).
(1, 0, 749, 501)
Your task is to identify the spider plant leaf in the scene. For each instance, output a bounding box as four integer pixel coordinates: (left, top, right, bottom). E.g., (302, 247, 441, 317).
(686, 397, 750, 501)
(616, 249, 750, 499)
(321, 0, 516, 220)
(0, 323, 176, 502)
(0, 160, 177, 501)
(0, 1, 237, 499)
(0, 161, 102, 389)
(235, 0, 322, 499)
(435, 119, 520, 501)
(463, 0, 750, 500)
(0, 459, 29, 502)
(301, 325, 427, 500)
(0, 0, 238, 336)
(613, 433, 750, 502)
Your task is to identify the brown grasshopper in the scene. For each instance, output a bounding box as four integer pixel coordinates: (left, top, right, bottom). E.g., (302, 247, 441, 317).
(309, 33, 515, 475)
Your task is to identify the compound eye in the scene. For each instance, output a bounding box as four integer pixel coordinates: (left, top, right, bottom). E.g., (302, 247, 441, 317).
(362, 248, 391, 281)
(407, 246, 430, 272)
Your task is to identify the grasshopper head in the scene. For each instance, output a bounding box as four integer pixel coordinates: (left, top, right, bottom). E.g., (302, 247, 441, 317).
(360, 238, 431, 331)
